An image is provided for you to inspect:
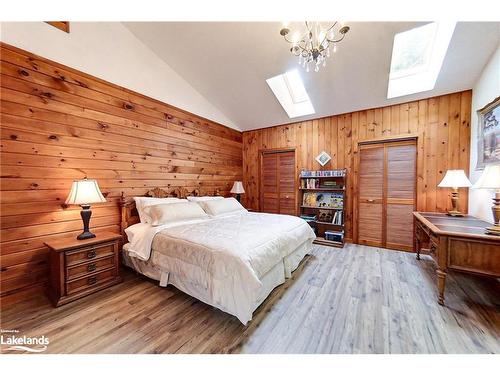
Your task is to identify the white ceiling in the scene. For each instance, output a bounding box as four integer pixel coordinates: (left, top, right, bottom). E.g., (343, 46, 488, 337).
(124, 22, 500, 131)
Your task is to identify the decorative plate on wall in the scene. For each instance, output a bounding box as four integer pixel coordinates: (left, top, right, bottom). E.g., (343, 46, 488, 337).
(315, 151, 331, 166)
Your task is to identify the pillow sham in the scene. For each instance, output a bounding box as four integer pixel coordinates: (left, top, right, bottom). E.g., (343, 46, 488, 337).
(133, 197, 184, 223)
(198, 197, 246, 217)
(186, 196, 224, 202)
(148, 201, 209, 226)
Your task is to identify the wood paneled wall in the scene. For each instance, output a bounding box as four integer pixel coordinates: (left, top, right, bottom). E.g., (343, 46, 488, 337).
(0, 43, 243, 303)
(243, 91, 472, 242)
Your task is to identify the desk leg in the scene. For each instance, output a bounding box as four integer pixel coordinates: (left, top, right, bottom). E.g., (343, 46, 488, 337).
(415, 236, 421, 260)
(437, 269, 447, 305)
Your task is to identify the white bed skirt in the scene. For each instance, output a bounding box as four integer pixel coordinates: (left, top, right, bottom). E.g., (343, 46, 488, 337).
(122, 239, 311, 324)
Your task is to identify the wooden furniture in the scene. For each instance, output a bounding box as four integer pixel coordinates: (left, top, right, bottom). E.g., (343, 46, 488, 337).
(414, 212, 500, 305)
(45, 231, 122, 307)
(357, 139, 416, 251)
(0, 42, 242, 304)
(259, 149, 296, 215)
(299, 169, 346, 248)
(242, 91, 472, 244)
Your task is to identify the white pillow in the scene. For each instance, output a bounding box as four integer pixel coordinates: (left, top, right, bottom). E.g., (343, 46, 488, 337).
(186, 196, 224, 202)
(133, 197, 184, 223)
(199, 197, 246, 217)
(148, 201, 209, 226)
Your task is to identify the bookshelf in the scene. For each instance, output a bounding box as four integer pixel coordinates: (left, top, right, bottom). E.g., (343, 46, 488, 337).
(299, 169, 347, 248)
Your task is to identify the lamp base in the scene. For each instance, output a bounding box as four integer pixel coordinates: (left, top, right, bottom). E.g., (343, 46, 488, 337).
(77, 231, 96, 240)
(446, 210, 465, 217)
(77, 204, 95, 240)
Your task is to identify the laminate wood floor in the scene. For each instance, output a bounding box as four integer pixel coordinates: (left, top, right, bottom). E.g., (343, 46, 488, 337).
(1, 244, 499, 354)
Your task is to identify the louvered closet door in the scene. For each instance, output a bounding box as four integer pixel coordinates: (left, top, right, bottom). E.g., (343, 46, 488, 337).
(357, 140, 416, 251)
(358, 145, 384, 247)
(278, 151, 296, 215)
(261, 153, 279, 213)
(385, 142, 416, 251)
(260, 150, 296, 215)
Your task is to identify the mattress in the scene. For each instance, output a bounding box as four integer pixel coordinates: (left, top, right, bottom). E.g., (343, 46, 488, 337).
(123, 211, 315, 324)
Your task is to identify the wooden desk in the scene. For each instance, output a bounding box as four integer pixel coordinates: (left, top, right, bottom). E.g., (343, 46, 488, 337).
(413, 212, 500, 305)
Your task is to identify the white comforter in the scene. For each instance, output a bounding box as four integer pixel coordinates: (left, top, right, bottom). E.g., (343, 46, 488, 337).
(125, 211, 315, 324)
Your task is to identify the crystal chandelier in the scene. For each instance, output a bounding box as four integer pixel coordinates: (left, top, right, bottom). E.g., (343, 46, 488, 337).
(279, 22, 350, 72)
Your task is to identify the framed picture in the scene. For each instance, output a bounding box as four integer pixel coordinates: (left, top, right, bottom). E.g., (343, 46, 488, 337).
(315, 151, 331, 166)
(477, 96, 500, 169)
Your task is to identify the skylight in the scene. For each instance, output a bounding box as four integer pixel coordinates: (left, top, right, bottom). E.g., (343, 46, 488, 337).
(387, 22, 456, 99)
(266, 69, 315, 118)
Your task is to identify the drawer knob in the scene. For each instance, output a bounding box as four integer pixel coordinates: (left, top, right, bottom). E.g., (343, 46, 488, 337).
(87, 263, 96, 272)
(87, 250, 96, 259)
(88, 276, 97, 285)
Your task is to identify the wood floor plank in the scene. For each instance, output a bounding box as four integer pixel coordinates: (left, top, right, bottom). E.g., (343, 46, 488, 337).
(1, 244, 498, 354)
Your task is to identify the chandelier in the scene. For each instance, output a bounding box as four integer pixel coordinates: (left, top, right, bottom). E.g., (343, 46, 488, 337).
(279, 22, 350, 72)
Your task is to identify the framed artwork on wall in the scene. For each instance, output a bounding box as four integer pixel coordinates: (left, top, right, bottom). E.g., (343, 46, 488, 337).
(477, 96, 500, 169)
(315, 151, 331, 166)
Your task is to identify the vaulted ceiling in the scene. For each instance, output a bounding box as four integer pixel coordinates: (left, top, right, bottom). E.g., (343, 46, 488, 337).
(124, 22, 500, 131)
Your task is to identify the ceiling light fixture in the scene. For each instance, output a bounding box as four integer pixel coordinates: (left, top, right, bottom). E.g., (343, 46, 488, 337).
(279, 22, 350, 72)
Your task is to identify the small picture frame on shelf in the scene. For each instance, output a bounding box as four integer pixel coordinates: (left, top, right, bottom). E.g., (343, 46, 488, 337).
(315, 151, 331, 166)
(318, 210, 333, 223)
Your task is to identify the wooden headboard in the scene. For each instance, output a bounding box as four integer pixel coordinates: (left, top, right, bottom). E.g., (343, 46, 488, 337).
(119, 187, 221, 240)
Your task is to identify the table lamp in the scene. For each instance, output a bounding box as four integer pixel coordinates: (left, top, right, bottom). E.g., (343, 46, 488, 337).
(230, 181, 245, 202)
(472, 165, 500, 236)
(65, 178, 106, 240)
(438, 169, 472, 216)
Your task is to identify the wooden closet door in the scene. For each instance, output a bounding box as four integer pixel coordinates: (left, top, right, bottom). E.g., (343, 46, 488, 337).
(260, 150, 296, 215)
(261, 153, 279, 213)
(357, 140, 416, 251)
(385, 142, 416, 251)
(358, 145, 384, 247)
(278, 151, 296, 215)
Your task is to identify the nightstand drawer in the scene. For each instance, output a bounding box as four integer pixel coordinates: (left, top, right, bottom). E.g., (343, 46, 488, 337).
(65, 242, 115, 267)
(66, 268, 117, 295)
(66, 256, 115, 280)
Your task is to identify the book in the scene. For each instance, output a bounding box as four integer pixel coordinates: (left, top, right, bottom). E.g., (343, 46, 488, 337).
(300, 169, 346, 178)
(316, 193, 343, 208)
(302, 192, 317, 206)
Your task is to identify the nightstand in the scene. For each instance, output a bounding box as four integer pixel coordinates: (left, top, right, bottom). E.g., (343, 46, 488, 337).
(45, 231, 122, 307)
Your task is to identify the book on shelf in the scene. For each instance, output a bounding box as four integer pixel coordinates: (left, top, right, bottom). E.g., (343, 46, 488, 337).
(300, 214, 317, 222)
(302, 192, 317, 206)
(300, 169, 345, 178)
(302, 192, 344, 208)
(300, 178, 320, 189)
(332, 211, 343, 225)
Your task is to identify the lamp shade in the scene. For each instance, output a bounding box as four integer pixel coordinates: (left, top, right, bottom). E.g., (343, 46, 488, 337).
(472, 165, 500, 190)
(230, 181, 245, 194)
(65, 178, 106, 205)
(438, 170, 472, 188)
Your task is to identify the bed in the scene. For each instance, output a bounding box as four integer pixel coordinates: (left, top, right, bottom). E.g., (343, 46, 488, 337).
(119, 187, 315, 324)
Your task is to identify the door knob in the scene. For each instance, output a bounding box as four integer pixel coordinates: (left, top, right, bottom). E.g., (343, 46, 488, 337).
(367, 199, 374, 203)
